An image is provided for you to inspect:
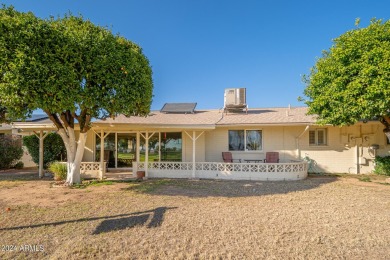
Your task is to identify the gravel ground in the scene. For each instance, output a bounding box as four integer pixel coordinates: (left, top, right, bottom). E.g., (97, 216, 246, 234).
(0, 171, 389, 259)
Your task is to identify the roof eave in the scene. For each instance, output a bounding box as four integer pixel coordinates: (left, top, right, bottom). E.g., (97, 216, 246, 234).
(91, 123, 216, 131)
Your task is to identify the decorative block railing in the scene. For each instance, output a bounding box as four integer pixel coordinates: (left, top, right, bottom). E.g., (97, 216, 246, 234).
(80, 162, 106, 179)
(136, 161, 308, 181)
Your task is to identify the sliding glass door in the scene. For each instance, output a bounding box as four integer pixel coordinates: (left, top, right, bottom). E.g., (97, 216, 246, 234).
(117, 133, 137, 167)
(96, 132, 183, 167)
(96, 132, 136, 168)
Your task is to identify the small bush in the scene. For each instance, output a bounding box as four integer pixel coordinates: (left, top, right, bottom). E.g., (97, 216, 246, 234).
(49, 162, 67, 181)
(0, 135, 24, 169)
(14, 161, 24, 169)
(374, 156, 390, 176)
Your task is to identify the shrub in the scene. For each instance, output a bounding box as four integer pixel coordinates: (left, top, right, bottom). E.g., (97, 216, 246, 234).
(14, 161, 24, 169)
(0, 135, 23, 169)
(23, 133, 66, 168)
(49, 162, 67, 181)
(374, 156, 390, 176)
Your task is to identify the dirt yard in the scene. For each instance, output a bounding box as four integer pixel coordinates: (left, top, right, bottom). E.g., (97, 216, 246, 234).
(0, 170, 389, 259)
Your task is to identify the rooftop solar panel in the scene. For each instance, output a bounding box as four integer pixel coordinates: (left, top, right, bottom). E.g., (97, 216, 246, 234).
(160, 103, 197, 114)
(16, 114, 49, 122)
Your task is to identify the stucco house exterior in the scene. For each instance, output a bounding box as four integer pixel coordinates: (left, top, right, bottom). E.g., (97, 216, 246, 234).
(9, 105, 390, 181)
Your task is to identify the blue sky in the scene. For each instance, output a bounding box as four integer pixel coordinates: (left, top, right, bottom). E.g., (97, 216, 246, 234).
(2, 0, 390, 110)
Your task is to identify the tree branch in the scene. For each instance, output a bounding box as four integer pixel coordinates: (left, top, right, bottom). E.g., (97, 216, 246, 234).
(380, 115, 390, 132)
(71, 111, 80, 123)
(44, 110, 64, 129)
(60, 112, 70, 129)
(81, 114, 91, 133)
(382, 115, 390, 125)
(67, 110, 74, 128)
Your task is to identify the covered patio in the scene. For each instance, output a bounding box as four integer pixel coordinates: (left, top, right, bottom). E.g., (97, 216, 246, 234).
(12, 107, 314, 181)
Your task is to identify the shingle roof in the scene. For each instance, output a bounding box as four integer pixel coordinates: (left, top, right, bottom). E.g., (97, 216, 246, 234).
(95, 110, 222, 126)
(94, 107, 316, 127)
(218, 107, 316, 125)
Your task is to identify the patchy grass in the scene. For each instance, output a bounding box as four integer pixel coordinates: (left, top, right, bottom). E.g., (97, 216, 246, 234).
(359, 176, 371, 182)
(0, 180, 26, 189)
(71, 180, 115, 189)
(126, 179, 174, 193)
(0, 173, 390, 259)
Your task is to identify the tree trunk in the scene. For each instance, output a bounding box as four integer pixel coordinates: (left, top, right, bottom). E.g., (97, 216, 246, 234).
(385, 130, 390, 144)
(382, 116, 390, 143)
(57, 128, 88, 185)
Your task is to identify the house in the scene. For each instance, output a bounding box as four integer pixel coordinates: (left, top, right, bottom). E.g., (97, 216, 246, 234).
(10, 103, 390, 181)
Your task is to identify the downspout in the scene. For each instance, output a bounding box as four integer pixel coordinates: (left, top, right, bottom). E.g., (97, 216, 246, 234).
(296, 125, 310, 159)
(356, 145, 360, 174)
(357, 125, 362, 174)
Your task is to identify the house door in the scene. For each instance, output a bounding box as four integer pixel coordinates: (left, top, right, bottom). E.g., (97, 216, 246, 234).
(96, 132, 137, 169)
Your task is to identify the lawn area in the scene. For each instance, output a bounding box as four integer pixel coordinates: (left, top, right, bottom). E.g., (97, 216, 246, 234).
(0, 170, 389, 259)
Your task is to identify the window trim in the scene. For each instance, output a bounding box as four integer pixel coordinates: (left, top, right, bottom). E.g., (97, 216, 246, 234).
(309, 128, 328, 146)
(228, 129, 263, 152)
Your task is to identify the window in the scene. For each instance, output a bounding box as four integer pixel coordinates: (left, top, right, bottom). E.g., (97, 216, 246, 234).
(161, 132, 182, 161)
(309, 129, 327, 146)
(229, 130, 262, 151)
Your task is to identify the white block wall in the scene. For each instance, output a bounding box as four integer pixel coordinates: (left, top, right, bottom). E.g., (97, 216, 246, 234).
(205, 123, 390, 174)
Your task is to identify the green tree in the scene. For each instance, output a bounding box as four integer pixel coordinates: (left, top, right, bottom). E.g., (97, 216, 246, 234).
(302, 19, 390, 140)
(0, 6, 153, 184)
(0, 101, 6, 122)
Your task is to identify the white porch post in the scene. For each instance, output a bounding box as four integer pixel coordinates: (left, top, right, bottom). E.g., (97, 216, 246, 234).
(192, 131, 196, 178)
(139, 132, 156, 179)
(34, 131, 49, 178)
(94, 129, 110, 180)
(184, 131, 204, 179)
(145, 131, 149, 178)
(100, 129, 105, 179)
(115, 133, 118, 168)
(136, 132, 140, 172)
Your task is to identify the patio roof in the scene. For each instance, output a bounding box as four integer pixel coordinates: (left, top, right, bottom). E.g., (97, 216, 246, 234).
(93, 109, 223, 129)
(10, 106, 318, 131)
(94, 107, 316, 127)
(0, 123, 12, 133)
(217, 107, 316, 126)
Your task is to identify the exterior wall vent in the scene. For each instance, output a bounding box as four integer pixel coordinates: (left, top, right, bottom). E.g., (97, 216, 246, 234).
(224, 88, 248, 113)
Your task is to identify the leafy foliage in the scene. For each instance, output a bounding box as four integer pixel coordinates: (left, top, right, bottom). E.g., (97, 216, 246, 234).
(0, 6, 153, 132)
(49, 162, 67, 181)
(302, 19, 390, 131)
(0, 6, 153, 184)
(23, 133, 66, 168)
(14, 161, 24, 169)
(374, 156, 390, 176)
(0, 135, 23, 169)
(0, 104, 6, 123)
